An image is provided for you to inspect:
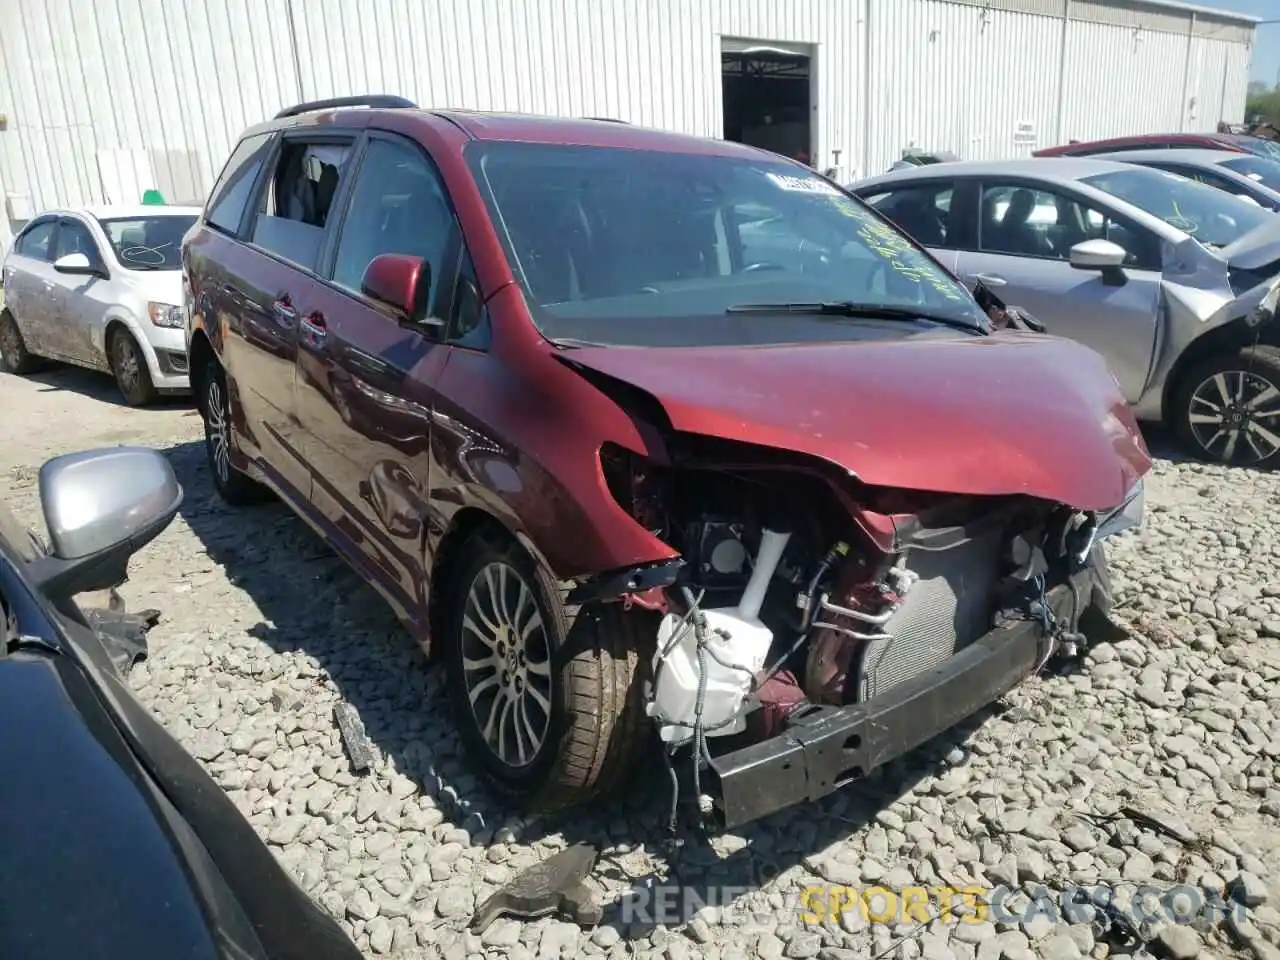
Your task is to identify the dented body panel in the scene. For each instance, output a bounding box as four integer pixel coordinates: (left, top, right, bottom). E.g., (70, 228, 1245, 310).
(850, 160, 1280, 428)
(557, 332, 1150, 511)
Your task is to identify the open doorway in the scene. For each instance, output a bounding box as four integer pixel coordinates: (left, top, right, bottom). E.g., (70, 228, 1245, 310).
(721, 40, 813, 166)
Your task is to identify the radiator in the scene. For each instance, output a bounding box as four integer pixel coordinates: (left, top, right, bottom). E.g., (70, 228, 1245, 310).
(855, 532, 1004, 702)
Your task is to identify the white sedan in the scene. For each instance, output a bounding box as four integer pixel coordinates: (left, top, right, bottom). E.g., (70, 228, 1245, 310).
(0, 205, 200, 405)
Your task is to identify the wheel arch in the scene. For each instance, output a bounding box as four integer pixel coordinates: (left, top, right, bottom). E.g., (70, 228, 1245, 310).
(187, 328, 217, 416)
(1162, 316, 1280, 421)
(426, 505, 556, 658)
(102, 312, 157, 375)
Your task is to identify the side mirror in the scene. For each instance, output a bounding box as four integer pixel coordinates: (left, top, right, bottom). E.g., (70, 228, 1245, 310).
(53, 252, 103, 278)
(26, 447, 183, 602)
(360, 254, 441, 332)
(1069, 239, 1128, 285)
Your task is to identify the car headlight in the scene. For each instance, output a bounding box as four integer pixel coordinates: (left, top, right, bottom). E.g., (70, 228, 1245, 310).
(147, 301, 184, 329)
(1096, 476, 1145, 541)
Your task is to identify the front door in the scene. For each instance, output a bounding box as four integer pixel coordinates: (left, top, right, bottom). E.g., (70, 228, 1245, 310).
(295, 132, 463, 622)
(955, 180, 1163, 403)
(52, 216, 112, 367)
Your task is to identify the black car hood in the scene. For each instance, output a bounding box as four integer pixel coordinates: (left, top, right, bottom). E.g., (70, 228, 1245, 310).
(1219, 217, 1280, 271)
(0, 652, 225, 960)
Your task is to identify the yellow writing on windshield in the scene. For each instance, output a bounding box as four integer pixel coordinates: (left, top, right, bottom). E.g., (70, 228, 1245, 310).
(836, 199, 966, 302)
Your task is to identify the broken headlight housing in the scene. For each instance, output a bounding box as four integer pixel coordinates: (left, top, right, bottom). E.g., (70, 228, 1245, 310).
(1251, 277, 1280, 329)
(1095, 476, 1145, 541)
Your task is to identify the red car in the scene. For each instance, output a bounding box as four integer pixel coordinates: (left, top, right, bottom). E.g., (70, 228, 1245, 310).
(1034, 132, 1275, 159)
(183, 96, 1150, 830)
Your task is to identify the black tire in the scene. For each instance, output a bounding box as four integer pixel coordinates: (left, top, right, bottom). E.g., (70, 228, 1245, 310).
(442, 526, 650, 814)
(0, 308, 42, 375)
(108, 327, 158, 406)
(1172, 345, 1280, 469)
(200, 358, 270, 506)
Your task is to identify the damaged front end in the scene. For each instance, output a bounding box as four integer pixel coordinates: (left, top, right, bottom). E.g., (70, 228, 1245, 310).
(573, 439, 1144, 832)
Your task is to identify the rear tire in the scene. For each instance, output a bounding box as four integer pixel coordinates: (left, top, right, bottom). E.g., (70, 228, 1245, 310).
(1172, 345, 1280, 469)
(0, 309, 42, 375)
(109, 327, 158, 406)
(200, 358, 270, 506)
(442, 526, 650, 814)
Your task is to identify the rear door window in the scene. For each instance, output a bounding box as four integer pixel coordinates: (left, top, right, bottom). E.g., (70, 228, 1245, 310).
(14, 220, 57, 261)
(248, 139, 355, 273)
(206, 133, 273, 236)
(864, 183, 956, 248)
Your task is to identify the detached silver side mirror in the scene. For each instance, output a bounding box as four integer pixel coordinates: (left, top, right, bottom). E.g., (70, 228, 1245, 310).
(27, 446, 182, 601)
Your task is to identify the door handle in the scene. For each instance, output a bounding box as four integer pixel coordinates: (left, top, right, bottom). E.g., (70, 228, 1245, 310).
(272, 297, 298, 324)
(973, 273, 1007, 287)
(299, 312, 328, 347)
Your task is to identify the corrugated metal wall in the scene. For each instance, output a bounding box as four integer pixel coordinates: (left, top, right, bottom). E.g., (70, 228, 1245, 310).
(863, 1, 1066, 171)
(0, 0, 1256, 252)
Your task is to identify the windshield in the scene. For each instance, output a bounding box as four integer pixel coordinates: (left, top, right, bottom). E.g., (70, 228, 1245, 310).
(1220, 155, 1280, 193)
(98, 215, 197, 270)
(1238, 137, 1280, 162)
(466, 142, 986, 345)
(1080, 167, 1272, 249)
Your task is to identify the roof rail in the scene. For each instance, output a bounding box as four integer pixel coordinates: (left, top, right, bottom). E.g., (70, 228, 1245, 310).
(583, 116, 629, 124)
(274, 95, 418, 120)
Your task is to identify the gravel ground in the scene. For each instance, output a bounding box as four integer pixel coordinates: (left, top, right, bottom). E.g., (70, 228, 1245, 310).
(3, 364, 1280, 960)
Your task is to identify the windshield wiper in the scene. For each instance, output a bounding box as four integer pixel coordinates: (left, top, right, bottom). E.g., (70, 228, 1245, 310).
(725, 301, 982, 333)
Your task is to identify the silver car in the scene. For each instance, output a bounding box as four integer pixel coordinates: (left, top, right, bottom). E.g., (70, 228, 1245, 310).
(1, 205, 200, 405)
(849, 159, 1280, 467)
(1085, 148, 1280, 212)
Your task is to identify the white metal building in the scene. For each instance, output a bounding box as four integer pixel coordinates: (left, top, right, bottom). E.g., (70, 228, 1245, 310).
(0, 0, 1258, 254)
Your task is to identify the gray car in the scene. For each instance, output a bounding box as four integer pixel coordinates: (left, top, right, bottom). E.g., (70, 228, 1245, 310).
(849, 158, 1280, 467)
(1084, 148, 1280, 212)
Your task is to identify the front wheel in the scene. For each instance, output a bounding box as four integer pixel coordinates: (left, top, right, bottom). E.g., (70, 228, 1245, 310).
(109, 328, 158, 406)
(200, 359, 270, 505)
(1172, 346, 1280, 469)
(442, 528, 650, 813)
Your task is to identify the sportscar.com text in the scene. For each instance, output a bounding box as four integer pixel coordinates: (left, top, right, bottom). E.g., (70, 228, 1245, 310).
(612, 881, 1251, 929)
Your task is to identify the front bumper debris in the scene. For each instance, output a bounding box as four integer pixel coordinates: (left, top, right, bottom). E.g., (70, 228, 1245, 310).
(703, 565, 1100, 830)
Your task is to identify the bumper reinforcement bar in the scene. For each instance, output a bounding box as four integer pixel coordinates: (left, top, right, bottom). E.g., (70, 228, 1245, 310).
(704, 570, 1096, 830)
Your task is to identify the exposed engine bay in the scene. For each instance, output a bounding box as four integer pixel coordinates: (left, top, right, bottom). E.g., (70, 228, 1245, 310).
(595, 440, 1141, 827)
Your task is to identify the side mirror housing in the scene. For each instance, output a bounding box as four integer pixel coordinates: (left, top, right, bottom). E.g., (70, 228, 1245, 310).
(360, 254, 441, 333)
(53, 252, 104, 278)
(26, 447, 183, 602)
(1069, 238, 1128, 286)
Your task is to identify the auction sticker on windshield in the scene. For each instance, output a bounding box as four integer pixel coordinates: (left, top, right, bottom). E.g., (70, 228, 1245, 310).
(765, 171, 842, 196)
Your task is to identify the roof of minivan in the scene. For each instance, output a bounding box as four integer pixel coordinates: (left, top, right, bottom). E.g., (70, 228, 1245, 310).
(260, 105, 795, 161)
(434, 109, 768, 157)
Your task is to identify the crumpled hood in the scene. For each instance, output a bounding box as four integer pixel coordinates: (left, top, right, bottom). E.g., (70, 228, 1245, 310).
(561, 331, 1151, 511)
(1220, 217, 1280, 271)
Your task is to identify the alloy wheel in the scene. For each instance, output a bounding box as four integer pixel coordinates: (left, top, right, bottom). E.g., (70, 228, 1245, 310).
(1188, 369, 1280, 465)
(460, 561, 553, 768)
(206, 378, 232, 485)
(114, 335, 140, 393)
